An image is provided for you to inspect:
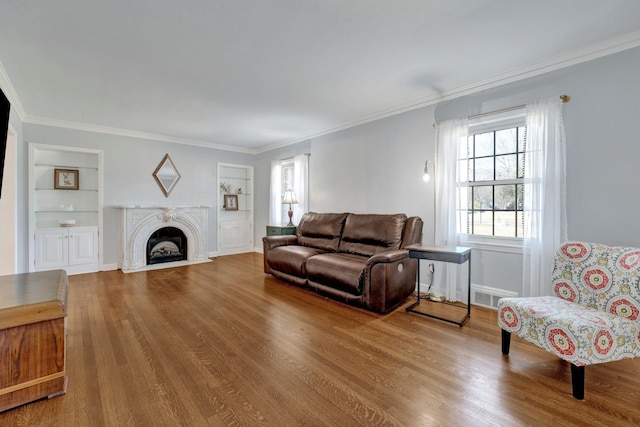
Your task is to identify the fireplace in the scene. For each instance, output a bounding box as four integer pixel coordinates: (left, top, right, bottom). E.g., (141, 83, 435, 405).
(116, 206, 209, 272)
(147, 227, 187, 265)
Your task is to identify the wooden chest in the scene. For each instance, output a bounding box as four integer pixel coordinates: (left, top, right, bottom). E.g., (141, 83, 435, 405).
(0, 270, 68, 412)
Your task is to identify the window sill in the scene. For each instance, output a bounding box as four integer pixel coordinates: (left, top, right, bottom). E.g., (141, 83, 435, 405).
(457, 235, 523, 255)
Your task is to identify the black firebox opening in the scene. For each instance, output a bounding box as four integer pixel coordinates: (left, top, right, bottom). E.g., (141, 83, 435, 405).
(146, 227, 187, 265)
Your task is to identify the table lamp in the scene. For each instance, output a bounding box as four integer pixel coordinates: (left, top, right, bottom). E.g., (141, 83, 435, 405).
(282, 190, 298, 226)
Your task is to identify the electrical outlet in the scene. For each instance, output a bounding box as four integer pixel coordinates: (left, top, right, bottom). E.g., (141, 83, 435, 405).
(429, 263, 434, 273)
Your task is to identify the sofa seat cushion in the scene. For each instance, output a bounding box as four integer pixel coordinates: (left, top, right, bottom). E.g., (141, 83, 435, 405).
(338, 213, 407, 257)
(266, 245, 329, 278)
(296, 212, 348, 252)
(498, 296, 640, 366)
(306, 253, 368, 296)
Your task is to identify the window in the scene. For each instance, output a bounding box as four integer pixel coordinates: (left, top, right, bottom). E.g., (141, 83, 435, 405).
(280, 159, 294, 221)
(269, 154, 309, 226)
(457, 123, 526, 239)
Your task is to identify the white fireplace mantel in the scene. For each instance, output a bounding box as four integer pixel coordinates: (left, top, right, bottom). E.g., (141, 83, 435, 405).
(115, 206, 210, 273)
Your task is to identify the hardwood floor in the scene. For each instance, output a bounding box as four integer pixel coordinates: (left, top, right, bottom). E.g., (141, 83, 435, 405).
(1, 252, 639, 426)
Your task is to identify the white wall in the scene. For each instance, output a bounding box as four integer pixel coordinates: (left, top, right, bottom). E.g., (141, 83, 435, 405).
(309, 106, 435, 235)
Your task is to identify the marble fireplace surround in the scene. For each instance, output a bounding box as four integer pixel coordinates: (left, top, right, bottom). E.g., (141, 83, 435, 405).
(116, 206, 210, 273)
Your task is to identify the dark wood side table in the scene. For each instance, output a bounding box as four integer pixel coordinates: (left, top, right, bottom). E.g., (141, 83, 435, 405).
(405, 244, 472, 327)
(266, 225, 296, 236)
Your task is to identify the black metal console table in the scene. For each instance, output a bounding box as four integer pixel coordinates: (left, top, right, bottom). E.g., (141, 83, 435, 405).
(405, 244, 472, 327)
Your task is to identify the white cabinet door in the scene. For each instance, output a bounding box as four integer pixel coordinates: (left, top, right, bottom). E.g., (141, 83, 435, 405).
(69, 227, 98, 266)
(219, 222, 252, 254)
(35, 228, 68, 270)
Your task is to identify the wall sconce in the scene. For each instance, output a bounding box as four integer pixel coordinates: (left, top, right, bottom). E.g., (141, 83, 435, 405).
(422, 160, 435, 182)
(282, 189, 298, 226)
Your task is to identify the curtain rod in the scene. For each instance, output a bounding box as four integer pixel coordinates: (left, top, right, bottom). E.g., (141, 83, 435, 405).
(433, 95, 570, 128)
(467, 95, 570, 121)
(280, 153, 311, 161)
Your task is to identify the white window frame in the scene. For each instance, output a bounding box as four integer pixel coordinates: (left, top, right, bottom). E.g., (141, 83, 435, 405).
(458, 110, 526, 254)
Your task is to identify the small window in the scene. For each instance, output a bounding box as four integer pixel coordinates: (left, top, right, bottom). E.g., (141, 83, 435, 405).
(280, 160, 294, 220)
(457, 125, 526, 238)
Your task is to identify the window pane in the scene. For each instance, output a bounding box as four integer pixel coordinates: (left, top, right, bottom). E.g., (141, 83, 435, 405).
(495, 154, 517, 180)
(474, 157, 493, 181)
(495, 184, 516, 210)
(472, 211, 493, 236)
(473, 186, 493, 210)
(496, 128, 517, 154)
(495, 211, 517, 237)
(474, 132, 494, 157)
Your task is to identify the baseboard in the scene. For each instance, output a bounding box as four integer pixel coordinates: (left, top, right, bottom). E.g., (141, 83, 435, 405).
(101, 263, 119, 271)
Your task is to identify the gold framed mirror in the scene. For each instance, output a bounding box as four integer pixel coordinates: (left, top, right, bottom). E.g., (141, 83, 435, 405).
(153, 153, 181, 197)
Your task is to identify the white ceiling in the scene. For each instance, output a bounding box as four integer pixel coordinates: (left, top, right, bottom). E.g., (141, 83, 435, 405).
(2, 1, 640, 153)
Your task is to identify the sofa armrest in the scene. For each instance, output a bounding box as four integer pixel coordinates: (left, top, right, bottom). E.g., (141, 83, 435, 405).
(262, 235, 298, 273)
(363, 249, 417, 313)
(366, 249, 409, 265)
(263, 235, 298, 250)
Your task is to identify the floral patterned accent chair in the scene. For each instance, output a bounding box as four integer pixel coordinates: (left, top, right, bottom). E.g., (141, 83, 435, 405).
(498, 241, 640, 399)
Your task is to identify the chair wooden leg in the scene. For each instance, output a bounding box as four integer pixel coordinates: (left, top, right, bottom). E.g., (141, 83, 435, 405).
(501, 329, 511, 355)
(570, 363, 585, 400)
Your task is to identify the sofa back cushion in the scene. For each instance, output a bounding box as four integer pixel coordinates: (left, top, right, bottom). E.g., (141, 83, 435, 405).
(338, 213, 407, 257)
(551, 241, 640, 318)
(296, 212, 348, 252)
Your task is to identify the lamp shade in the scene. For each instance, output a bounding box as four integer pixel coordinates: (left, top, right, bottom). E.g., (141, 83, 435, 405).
(282, 190, 298, 205)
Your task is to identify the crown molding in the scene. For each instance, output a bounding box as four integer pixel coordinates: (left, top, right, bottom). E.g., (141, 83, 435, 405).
(0, 60, 27, 121)
(23, 115, 257, 154)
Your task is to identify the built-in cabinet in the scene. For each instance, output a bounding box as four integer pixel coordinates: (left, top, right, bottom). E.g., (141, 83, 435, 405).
(217, 163, 253, 255)
(29, 144, 103, 275)
(34, 227, 99, 272)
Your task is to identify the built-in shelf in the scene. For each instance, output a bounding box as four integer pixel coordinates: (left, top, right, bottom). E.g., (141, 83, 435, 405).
(36, 188, 98, 191)
(217, 163, 254, 255)
(29, 143, 104, 274)
(35, 163, 99, 170)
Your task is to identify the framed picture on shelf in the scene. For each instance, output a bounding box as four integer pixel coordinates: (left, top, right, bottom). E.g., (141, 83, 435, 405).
(224, 194, 238, 211)
(54, 168, 79, 190)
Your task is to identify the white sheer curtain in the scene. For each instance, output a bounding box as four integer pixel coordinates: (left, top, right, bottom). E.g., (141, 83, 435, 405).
(292, 154, 309, 224)
(269, 154, 309, 226)
(522, 97, 568, 297)
(269, 160, 283, 225)
(434, 118, 468, 301)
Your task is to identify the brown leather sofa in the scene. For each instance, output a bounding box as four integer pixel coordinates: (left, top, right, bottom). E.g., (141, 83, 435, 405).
(262, 212, 423, 313)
